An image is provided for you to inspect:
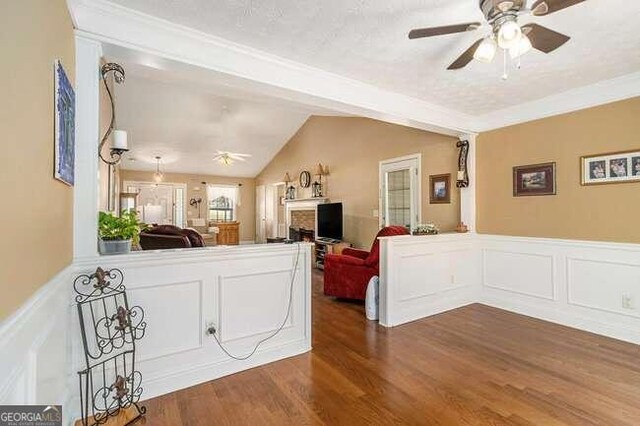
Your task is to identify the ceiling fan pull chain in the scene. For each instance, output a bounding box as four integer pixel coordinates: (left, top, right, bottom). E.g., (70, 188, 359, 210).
(502, 49, 508, 80)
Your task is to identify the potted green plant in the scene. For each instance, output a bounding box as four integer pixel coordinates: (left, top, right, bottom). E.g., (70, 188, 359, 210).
(98, 210, 146, 255)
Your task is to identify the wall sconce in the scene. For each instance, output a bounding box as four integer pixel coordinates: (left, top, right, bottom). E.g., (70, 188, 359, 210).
(312, 163, 328, 198)
(99, 63, 128, 166)
(456, 140, 469, 188)
(189, 197, 203, 218)
(283, 172, 295, 200)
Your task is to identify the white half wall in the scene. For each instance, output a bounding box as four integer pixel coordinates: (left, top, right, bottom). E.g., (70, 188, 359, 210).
(379, 233, 640, 345)
(379, 233, 481, 327)
(66, 243, 312, 422)
(1, 244, 311, 425)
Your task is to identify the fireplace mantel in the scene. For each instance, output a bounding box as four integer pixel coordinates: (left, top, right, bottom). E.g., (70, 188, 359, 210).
(285, 198, 328, 239)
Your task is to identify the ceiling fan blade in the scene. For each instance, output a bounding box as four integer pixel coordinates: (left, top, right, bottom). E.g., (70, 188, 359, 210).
(447, 39, 484, 70)
(531, 0, 586, 16)
(522, 23, 570, 53)
(409, 22, 481, 39)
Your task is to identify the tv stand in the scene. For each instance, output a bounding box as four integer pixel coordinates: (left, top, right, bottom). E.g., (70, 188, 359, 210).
(314, 239, 351, 270)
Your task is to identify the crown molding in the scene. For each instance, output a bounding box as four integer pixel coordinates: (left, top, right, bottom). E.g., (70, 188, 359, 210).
(471, 72, 640, 132)
(67, 0, 475, 137)
(67, 0, 639, 136)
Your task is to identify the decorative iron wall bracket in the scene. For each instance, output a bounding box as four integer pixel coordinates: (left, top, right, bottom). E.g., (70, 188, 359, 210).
(456, 140, 470, 188)
(98, 63, 128, 166)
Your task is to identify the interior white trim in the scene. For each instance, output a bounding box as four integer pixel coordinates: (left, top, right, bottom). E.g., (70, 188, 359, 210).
(379, 233, 640, 345)
(474, 71, 640, 131)
(0, 266, 73, 424)
(67, 0, 474, 137)
(68, 0, 640, 136)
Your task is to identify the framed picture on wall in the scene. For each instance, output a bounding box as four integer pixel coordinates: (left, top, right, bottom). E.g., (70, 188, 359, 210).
(54, 60, 76, 186)
(429, 173, 451, 204)
(513, 162, 556, 196)
(581, 149, 640, 185)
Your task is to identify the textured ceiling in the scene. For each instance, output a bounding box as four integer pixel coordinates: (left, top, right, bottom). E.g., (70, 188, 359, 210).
(107, 0, 640, 115)
(114, 66, 329, 177)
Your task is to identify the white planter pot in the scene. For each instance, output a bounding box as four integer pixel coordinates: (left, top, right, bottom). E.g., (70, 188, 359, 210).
(99, 239, 132, 255)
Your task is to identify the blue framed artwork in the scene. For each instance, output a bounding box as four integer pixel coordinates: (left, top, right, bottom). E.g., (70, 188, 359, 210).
(54, 60, 75, 186)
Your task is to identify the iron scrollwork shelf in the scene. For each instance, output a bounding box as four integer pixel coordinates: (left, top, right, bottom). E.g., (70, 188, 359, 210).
(75, 267, 147, 425)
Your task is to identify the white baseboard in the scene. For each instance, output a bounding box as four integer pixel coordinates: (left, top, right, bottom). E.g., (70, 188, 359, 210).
(142, 339, 310, 400)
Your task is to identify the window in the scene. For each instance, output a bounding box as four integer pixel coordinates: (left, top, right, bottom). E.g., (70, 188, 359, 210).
(208, 185, 237, 222)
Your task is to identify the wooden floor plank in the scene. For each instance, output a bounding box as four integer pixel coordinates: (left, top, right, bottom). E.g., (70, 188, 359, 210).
(137, 270, 640, 425)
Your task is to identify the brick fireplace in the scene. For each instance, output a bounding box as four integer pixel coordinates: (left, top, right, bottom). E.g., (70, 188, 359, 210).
(285, 198, 328, 241)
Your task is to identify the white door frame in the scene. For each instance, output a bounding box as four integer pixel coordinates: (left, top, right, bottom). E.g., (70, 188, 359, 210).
(379, 154, 422, 230)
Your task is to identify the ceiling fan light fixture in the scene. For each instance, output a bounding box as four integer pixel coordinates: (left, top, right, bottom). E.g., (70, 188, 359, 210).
(497, 19, 522, 49)
(509, 33, 532, 59)
(473, 37, 497, 63)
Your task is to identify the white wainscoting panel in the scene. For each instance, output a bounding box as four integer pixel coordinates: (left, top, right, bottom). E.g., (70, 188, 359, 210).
(0, 266, 73, 423)
(379, 234, 480, 327)
(483, 249, 556, 300)
(480, 235, 640, 344)
(68, 243, 312, 423)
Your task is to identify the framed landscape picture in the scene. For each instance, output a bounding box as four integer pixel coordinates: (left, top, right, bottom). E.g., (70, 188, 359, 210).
(581, 149, 640, 185)
(54, 60, 76, 186)
(513, 162, 556, 197)
(429, 173, 450, 204)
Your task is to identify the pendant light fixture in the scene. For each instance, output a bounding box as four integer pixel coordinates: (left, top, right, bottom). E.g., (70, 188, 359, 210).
(153, 156, 164, 183)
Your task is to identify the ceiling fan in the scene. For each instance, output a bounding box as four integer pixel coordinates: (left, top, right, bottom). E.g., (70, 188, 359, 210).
(408, 0, 585, 74)
(212, 150, 251, 166)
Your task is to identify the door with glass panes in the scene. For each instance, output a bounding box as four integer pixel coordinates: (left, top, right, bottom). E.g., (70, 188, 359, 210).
(379, 155, 421, 231)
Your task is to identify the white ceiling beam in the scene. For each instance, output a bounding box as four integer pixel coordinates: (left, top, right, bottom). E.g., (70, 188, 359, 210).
(67, 0, 476, 137)
(67, 0, 640, 135)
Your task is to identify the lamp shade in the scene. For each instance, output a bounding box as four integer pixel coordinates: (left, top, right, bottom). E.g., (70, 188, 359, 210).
(314, 163, 325, 176)
(497, 20, 522, 49)
(283, 172, 291, 183)
(509, 34, 532, 59)
(473, 37, 497, 63)
(112, 130, 128, 150)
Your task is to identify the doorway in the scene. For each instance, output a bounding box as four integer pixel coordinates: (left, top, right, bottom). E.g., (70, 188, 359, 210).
(124, 181, 187, 227)
(379, 154, 421, 230)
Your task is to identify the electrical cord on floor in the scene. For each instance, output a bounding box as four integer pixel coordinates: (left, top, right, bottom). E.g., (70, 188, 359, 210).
(208, 242, 301, 361)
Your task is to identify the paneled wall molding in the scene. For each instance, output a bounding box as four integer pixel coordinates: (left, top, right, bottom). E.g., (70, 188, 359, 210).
(380, 233, 640, 345)
(0, 266, 73, 424)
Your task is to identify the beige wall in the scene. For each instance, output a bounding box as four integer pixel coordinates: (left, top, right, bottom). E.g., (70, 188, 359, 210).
(120, 170, 256, 242)
(477, 97, 640, 244)
(257, 116, 461, 249)
(0, 1, 75, 319)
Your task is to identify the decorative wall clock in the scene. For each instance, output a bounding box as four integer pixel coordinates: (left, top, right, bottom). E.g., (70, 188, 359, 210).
(299, 170, 311, 188)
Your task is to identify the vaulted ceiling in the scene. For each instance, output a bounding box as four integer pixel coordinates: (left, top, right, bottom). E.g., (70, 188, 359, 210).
(114, 63, 340, 177)
(108, 0, 640, 115)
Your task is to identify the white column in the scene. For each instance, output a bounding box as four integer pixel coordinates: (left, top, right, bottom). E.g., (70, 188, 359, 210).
(73, 36, 102, 260)
(460, 133, 477, 232)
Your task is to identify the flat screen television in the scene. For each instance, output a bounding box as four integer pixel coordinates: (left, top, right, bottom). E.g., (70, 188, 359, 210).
(317, 202, 343, 241)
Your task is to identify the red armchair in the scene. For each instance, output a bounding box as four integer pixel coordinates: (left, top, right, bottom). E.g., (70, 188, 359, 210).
(323, 226, 409, 300)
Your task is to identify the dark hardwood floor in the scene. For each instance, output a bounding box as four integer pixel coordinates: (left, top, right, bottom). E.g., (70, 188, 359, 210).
(141, 270, 640, 425)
